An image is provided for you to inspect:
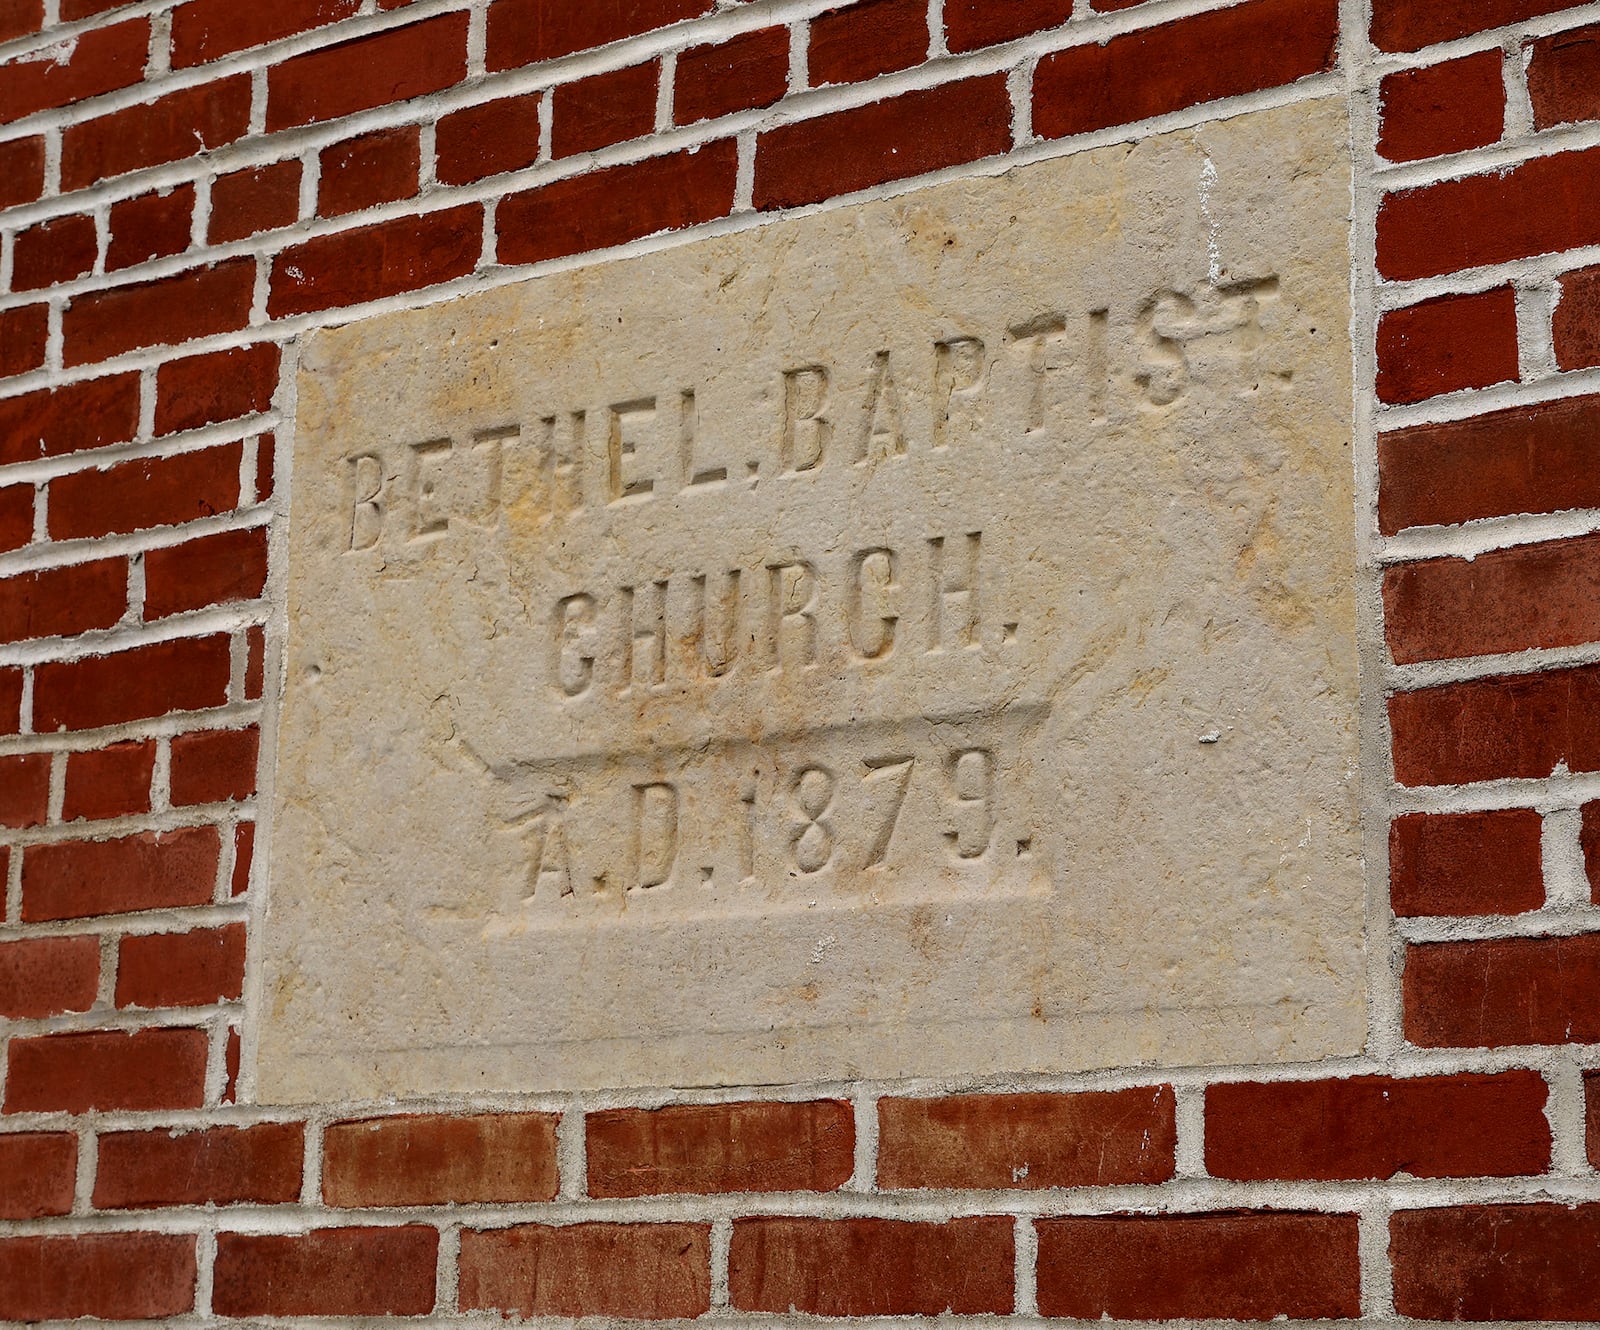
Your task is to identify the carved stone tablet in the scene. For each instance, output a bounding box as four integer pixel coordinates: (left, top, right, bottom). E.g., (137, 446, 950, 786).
(255, 97, 1363, 1100)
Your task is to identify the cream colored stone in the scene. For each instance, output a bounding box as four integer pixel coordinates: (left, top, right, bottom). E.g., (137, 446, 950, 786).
(255, 97, 1363, 1101)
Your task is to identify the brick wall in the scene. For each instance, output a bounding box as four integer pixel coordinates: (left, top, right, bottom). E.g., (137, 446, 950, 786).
(3, 0, 1600, 1319)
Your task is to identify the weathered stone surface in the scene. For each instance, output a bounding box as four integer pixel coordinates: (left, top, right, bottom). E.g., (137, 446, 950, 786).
(255, 97, 1362, 1100)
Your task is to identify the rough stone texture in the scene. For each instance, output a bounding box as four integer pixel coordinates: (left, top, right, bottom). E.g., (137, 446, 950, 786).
(258, 97, 1360, 1099)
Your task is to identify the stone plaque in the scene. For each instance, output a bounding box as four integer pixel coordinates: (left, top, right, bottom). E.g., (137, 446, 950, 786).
(255, 97, 1362, 1101)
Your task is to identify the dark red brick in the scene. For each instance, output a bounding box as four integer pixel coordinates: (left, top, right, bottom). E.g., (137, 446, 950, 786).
(499, 141, 736, 266)
(0, 0, 42, 42)
(212, 1227, 438, 1317)
(318, 126, 421, 217)
(266, 13, 468, 130)
(1392, 1204, 1600, 1318)
(0, 305, 48, 378)
(0, 935, 98, 1018)
(107, 186, 195, 272)
(754, 76, 1009, 210)
(0, 558, 126, 645)
(63, 260, 256, 367)
(1391, 809, 1544, 916)
(435, 93, 542, 185)
(588, 1100, 852, 1198)
(0, 20, 150, 126)
(117, 924, 245, 1008)
(944, 0, 1072, 52)
(63, 740, 156, 821)
(1377, 287, 1519, 405)
(552, 62, 658, 157)
(173, 0, 361, 67)
(1584, 802, 1600, 903)
(810, 0, 927, 85)
(1036, 1212, 1361, 1319)
(878, 1086, 1175, 1190)
(675, 28, 788, 125)
(1588, 1071, 1600, 1165)
(731, 1216, 1012, 1315)
(145, 526, 270, 619)
(269, 204, 482, 316)
(324, 1113, 558, 1206)
(155, 344, 280, 435)
(12, 214, 98, 292)
(1379, 145, 1600, 282)
(1374, 0, 1585, 53)
(22, 826, 220, 920)
(0, 1234, 196, 1321)
(1555, 265, 1600, 372)
(0, 136, 45, 208)
(5, 1027, 210, 1113)
(1379, 50, 1505, 162)
(0, 669, 21, 734)
(0, 374, 140, 467)
(95, 1122, 303, 1208)
(209, 161, 302, 243)
(169, 726, 259, 805)
(1207, 1072, 1550, 1180)
(0, 752, 48, 829)
(63, 76, 252, 190)
(0, 1134, 76, 1219)
(1529, 23, 1600, 130)
(1405, 934, 1600, 1046)
(460, 1222, 711, 1319)
(49, 443, 241, 540)
(0, 485, 31, 553)
(486, 0, 713, 70)
(232, 822, 255, 895)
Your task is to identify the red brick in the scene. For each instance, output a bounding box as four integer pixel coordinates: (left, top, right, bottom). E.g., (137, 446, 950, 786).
(1555, 265, 1600, 372)
(145, 526, 270, 619)
(22, 826, 220, 920)
(155, 345, 279, 436)
(1405, 934, 1600, 1046)
(0, 1234, 196, 1321)
(435, 93, 542, 185)
(1530, 24, 1600, 131)
(1391, 809, 1544, 916)
(267, 13, 468, 130)
(0, 305, 48, 379)
(675, 28, 788, 126)
(587, 1100, 852, 1198)
(318, 126, 421, 217)
(1377, 288, 1519, 405)
(173, 0, 361, 67)
(1378, 51, 1505, 162)
(232, 822, 255, 894)
(107, 186, 195, 271)
(269, 204, 482, 317)
(63, 740, 156, 821)
(1207, 1072, 1550, 1181)
(245, 624, 266, 697)
(878, 1086, 1175, 1190)
(0, 19, 150, 125)
(1588, 1070, 1600, 1164)
(49, 444, 241, 542)
(169, 726, 259, 805)
(755, 76, 1009, 210)
(5, 1027, 209, 1113)
(944, 0, 1071, 52)
(1374, 0, 1583, 53)
(1390, 662, 1600, 787)
(1380, 394, 1600, 534)
(552, 62, 658, 158)
(0, 484, 31, 553)
(486, 0, 713, 70)
(62, 0, 138, 14)
(1379, 145, 1600, 282)
(1034, 0, 1337, 141)
(255, 434, 275, 501)
(0, 0, 42, 41)
(1392, 1203, 1600, 1318)
(63, 260, 256, 367)
(810, 0, 927, 85)
(730, 1216, 1012, 1315)
(324, 1113, 558, 1206)
(0, 935, 98, 1018)
(94, 1122, 302, 1209)
(117, 923, 245, 1008)
(63, 76, 252, 190)
(0, 752, 48, 829)
(1387, 532, 1600, 664)
(212, 1227, 438, 1317)
(460, 1222, 710, 1319)
(0, 374, 141, 467)
(12, 214, 98, 292)
(498, 141, 736, 266)
(223, 1026, 241, 1098)
(0, 559, 126, 646)
(1036, 1212, 1361, 1320)
(210, 161, 302, 243)
(0, 669, 21, 734)
(0, 1134, 76, 1219)
(0, 136, 45, 208)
